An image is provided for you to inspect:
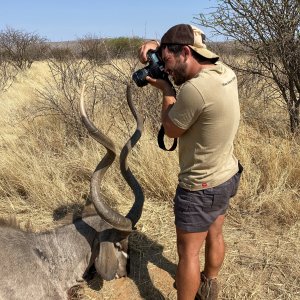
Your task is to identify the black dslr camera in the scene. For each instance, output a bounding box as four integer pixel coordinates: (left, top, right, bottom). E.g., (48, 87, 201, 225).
(132, 50, 168, 87)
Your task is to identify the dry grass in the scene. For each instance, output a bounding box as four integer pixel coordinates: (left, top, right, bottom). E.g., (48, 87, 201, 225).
(0, 62, 299, 299)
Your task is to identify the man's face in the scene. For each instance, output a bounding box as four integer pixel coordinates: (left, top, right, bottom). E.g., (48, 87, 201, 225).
(162, 47, 188, 86)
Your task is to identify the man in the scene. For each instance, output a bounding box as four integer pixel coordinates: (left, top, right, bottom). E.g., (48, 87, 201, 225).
(138, 24, 242, 300)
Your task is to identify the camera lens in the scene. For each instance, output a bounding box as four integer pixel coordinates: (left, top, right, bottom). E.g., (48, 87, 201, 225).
(132, 68, 149, 87)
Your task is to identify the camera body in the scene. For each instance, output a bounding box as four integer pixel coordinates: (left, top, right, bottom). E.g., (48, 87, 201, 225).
(132, 50, 168, 87)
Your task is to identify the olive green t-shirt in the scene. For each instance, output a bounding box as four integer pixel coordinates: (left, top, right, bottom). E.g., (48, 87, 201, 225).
(168, 62, 240, 191)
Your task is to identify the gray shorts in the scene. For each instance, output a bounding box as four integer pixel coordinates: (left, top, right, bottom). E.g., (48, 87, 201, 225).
(173, 167, 242, 232)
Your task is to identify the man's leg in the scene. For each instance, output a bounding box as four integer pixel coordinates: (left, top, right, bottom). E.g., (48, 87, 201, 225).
(176, 227, 207, 300)
(203, 214, 226, 278)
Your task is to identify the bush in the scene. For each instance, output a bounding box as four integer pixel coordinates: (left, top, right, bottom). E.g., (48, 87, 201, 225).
(0, 27, 48, 70)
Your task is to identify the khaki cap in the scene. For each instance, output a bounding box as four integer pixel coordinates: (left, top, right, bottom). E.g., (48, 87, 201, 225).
(161, 24, 219, 60)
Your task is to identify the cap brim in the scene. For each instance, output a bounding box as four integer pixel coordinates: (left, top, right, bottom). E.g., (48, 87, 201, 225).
(189, 46, 219, 60)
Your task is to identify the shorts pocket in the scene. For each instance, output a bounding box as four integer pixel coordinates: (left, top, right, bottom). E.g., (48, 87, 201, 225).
(202, 188, 229, 212)
(199, 190, 217, 212)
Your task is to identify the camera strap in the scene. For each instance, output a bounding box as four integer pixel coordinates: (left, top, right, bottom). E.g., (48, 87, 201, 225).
(157, 125, 177, 151)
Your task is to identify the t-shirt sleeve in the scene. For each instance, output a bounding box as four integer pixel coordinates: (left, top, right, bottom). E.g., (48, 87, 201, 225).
(168, 82, 205, 130)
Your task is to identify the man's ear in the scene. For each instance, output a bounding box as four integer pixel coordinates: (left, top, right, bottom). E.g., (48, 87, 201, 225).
(182, 46, 191, 61)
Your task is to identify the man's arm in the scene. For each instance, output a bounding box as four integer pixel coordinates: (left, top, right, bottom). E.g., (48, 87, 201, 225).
(145, 76, 186, 138)
(161, 85, 186, 138)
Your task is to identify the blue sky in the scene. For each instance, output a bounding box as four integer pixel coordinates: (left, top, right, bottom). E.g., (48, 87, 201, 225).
(0, 0, 217, 42)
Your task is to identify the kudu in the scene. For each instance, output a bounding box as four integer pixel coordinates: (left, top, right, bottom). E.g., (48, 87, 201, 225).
(0, 84, 144, 300)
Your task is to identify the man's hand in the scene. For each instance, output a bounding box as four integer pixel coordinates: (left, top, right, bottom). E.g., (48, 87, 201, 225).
(138, 40, 159, 64)
(145, 76, 175, 97)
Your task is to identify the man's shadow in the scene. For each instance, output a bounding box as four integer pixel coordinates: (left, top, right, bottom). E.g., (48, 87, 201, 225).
(53, 204, 177, 300)
(127, 230, 177, 299)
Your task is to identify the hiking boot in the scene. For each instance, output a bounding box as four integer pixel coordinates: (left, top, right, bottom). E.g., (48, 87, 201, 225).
(173, 272, 219, 300)
(195, 272, 219, 300)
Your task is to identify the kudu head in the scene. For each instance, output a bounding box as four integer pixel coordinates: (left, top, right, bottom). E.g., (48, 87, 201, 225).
(79, 83, 144, 280)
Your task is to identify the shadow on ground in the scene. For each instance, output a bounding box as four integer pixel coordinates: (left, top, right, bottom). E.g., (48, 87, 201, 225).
(127, 231, 177, 299)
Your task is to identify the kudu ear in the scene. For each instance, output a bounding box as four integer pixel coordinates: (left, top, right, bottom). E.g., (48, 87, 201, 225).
(95, 242, 118, 281)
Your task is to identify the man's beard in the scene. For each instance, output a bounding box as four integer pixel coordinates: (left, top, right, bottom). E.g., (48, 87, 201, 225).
(172, 61, 188, 86)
